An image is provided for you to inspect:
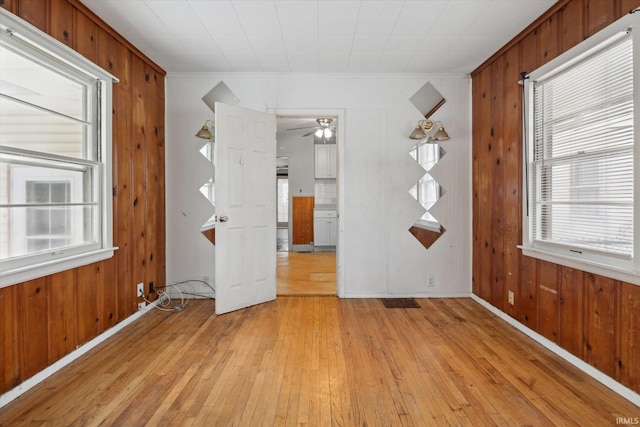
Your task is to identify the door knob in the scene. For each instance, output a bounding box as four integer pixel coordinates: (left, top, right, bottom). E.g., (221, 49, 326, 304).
(218, 215, 229, 223)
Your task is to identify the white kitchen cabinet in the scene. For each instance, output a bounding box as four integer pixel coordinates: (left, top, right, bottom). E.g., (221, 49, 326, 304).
(315, 144, 336, 178)
(313, 210, 337, 246)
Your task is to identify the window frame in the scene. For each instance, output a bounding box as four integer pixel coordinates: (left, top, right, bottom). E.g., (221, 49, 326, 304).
(0, 9, 118, 288)
(25, 180, 74, 251)
(276, 177, 289, 225)
(9, 157, 94, 257)
(521, 11, 640, 284)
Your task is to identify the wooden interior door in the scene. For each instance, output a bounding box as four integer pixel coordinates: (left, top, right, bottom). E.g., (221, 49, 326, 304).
(292, 196, 314, 245)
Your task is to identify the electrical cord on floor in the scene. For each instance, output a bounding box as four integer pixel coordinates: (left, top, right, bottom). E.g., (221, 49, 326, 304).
(144, 286, 188, 312)
(170, 279, 216, 296)
(144, 279, 215, 313)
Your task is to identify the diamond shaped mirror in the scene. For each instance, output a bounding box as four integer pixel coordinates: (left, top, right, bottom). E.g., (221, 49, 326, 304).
(408, 82, 447, 249)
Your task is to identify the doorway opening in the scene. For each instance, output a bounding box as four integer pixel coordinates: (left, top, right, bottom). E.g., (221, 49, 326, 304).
(275, 115, 338, 296)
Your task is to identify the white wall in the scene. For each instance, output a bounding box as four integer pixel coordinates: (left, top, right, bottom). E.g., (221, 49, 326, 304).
(166, 73, 471, 298)
(276, 130, 315, 197)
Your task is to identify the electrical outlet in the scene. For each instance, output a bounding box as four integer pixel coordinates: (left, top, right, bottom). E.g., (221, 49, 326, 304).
(136, 282, 144, 298)
(427, 276, 435, 288)
(138, 301, 146, 310)
(508, 290, 514, 305)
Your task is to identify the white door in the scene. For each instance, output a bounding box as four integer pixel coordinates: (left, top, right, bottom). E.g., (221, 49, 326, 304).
(214, 102, 277, 315)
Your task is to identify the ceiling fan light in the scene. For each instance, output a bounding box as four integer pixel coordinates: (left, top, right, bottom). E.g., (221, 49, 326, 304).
(317, 118, 332, 127)
(315, 128, 324, 138)
(324, 128, 332, 139)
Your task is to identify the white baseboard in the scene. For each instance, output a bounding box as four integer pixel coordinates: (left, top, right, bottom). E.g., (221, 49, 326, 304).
(470, 294, 640, 408)
(342, 292, 471, 298)
(0, 301, 158, 409)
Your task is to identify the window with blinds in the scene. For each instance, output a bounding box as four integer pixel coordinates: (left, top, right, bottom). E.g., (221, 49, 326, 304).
(532, 36, 633, 258)
(523, 10, 639, 277)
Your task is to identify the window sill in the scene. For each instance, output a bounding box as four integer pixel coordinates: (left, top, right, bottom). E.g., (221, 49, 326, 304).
(0, 247, 117, 289)
(519, 245, 640, 286)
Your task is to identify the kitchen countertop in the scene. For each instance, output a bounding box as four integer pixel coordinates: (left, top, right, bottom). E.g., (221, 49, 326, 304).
(314, 204, 336, 211)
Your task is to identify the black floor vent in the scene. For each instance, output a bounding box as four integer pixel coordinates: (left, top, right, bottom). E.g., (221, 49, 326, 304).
(380, 298, 421, 309)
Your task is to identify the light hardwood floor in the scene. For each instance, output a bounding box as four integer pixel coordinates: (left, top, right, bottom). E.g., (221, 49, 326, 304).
(1, 297, 637, 426)
(277, 251, 336, 296)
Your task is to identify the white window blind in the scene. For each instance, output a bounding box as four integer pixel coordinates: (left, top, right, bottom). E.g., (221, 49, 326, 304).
(533, 37, 633, 257)
(531, 35, 633, 258)
(522, 11, 640, 283)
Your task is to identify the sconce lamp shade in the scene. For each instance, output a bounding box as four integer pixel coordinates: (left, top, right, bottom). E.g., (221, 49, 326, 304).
(433, 125, 450, 141)
(409, 125, 427, 140)
(195, 120, 214, 140)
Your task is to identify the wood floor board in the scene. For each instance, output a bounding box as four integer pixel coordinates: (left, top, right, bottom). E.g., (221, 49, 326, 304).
(1, 297, 638, 426)
(425, 301, 574, 425)
(277, 252, 336, 296)
(465, 302, 625, 425)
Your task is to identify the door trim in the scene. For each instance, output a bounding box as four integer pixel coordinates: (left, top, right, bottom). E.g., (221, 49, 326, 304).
(271, 108, 345, 298)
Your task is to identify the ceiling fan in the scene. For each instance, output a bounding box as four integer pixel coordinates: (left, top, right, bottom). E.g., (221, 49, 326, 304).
(287, 118, 336, 138)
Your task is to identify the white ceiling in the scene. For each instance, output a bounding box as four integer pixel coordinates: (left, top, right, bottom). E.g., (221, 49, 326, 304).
(79, 0, 554, 74)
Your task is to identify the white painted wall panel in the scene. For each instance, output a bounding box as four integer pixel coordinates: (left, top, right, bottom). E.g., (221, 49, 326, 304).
(165, 73, 471, 298)
(165, 78, 216, 297)
(342, 109, 388, 295)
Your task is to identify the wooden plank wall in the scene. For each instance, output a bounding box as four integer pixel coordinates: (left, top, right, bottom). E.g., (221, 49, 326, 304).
(0, 0, 166, 395)
(471, 0, 640, 395)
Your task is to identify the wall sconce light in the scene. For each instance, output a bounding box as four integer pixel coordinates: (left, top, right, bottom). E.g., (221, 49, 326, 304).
(195, 120, 214, 140)
(409, 119, 450, 142)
